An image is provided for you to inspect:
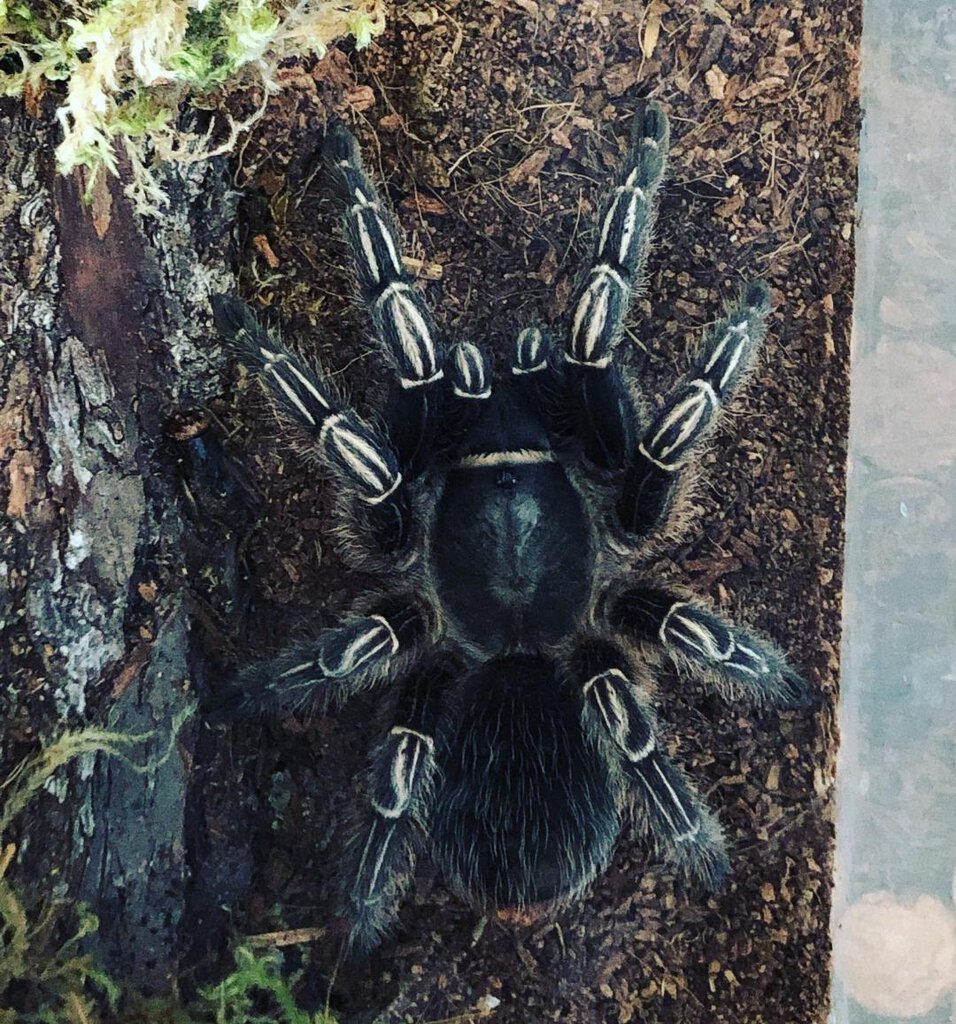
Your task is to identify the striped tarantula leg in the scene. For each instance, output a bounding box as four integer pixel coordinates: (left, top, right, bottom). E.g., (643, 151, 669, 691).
(562, 103, 669, 469)
(573, 638, 728, 889)
(208, 596, 430, 722)
(211, 294, 412, 553)
(617, 280, 772, 539)
(342, 656, 456, 955)
(324, 124, 445, 475)
(605, 585, 815, 708)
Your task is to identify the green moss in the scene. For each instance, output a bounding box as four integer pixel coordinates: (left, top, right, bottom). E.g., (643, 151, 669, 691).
(0, 1, 386, 210)
(0, 715, 338, 1022)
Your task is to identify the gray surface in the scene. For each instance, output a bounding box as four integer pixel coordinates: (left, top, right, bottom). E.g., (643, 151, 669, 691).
(832, 1, 956, 1021)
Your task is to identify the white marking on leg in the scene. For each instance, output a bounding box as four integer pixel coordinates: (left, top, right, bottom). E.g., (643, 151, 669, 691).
(361, 472, 402, 505)
(514, 326, 546, 373)
(319, 412, 344, 446)
(617, 188, 641, 265)
(266, 365, 317, 426)
(362, 823, 395, 900)
(674, 820, 702, 843)
(356, 210, 381, 285)
(365, 207, 403, 279)
(382, 291, 436, 379)
(453, 384, 492, 399)
(592, 263, 628, 292)
(727, 661, 760, 678)
(583, 280, 611, 360)
(399, 369, 444, 389)
(651, 758, 697, 832)
(733, 641, 770, 674)
(278, 659, 318, 679)
(598, 192, 623, 257)
(564, 350, 612, 369)
(645, 380, 717, 464)
(570, 264, 629, 361)
(353, 821, 379, 896)
(328, 422, 395, 492)
(286, 361, 332, 411)
(318, 615, 397, 677)
(636, 440, 680, 472)
(372, 735, 417, 818)
(390, 725, 435, 752)
(368, 614, 400, 656)
(374, 280, 414, 306)
(668, 610, 734, 661)
(658, 602, 687, 646)
(642, 776, 678, 832)
(584, 669, 657, 763)
(703, 320, 750, 390)
(629, 733, 656, 762)
(582, 667, 629, 697)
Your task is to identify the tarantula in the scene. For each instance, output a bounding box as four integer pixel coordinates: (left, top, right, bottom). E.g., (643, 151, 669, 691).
(210, 103, 813, 954)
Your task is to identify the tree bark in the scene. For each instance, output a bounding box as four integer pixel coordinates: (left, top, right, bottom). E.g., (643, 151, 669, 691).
(0, 99, 239, 995)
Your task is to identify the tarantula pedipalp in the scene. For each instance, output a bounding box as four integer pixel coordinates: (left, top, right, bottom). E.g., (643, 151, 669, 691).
(210, 103, 814, 954)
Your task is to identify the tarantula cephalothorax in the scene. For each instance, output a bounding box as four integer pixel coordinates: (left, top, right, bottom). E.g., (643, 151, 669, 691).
(211, 103, 814, 954)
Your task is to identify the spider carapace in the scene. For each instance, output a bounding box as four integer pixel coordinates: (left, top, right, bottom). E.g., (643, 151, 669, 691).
(211, 103, 815, 953)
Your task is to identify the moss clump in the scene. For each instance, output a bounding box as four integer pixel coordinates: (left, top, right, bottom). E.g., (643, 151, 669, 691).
(0, 1, 385, 209)
(0, 714, 338, 1022)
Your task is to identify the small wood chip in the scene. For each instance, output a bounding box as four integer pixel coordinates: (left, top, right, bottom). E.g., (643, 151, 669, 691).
(642, 2, 664, 58)
(403, 255, 444, 280)
(505, 149, 550, 186)
(253, 234, 280, 269)
(400, 194, 450, 216)
(245, 926, 328, 948)
(705, 65, 729, 100)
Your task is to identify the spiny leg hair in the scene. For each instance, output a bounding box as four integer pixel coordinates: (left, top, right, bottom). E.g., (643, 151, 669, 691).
(605, 585, 815, 708)
(573, 639, 729, 889)
(617, 279, 772, 539)
(211, 294, 411, 552)
(208, 597, 429, 722)
(342, 657, 455, 954)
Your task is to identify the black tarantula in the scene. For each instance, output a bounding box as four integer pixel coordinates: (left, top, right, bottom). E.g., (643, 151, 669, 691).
(211, 102, 813, 954)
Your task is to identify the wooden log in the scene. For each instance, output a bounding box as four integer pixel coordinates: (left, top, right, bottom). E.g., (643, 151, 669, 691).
(0, 98, 240, 995)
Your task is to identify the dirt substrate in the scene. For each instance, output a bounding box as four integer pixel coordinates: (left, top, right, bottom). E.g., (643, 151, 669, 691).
(203, 2, 858, 1021)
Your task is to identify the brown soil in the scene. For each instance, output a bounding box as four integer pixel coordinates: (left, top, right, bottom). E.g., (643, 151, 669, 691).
(206, 1, 858, 1021)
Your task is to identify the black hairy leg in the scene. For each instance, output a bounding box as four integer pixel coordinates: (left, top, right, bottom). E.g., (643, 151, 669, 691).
(438, 341, 494, 449)
(617, 280, 772, 540)
(606, 585, 815, 707)
(341, 657, 455, 954)
(572, 639, 729, 889)
(324, 124, 445, 477)
(211, 295, 413, 554)
(208, 596, 430, 721)
(562, 102, 669, 470)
